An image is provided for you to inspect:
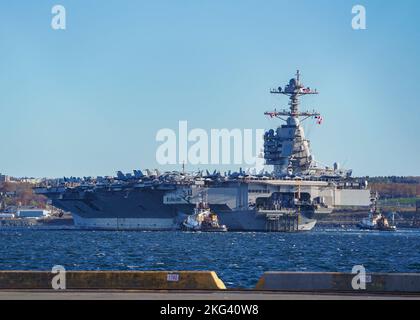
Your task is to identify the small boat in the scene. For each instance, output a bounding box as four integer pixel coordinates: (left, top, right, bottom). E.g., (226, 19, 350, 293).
(358, 193, 397, 231)
(182, 201, 228, 232)
(298, 217, 317, 231)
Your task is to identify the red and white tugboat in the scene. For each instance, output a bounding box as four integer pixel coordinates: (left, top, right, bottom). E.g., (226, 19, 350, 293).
(358, 193, 397, 231)
(182, 201, 228, 232)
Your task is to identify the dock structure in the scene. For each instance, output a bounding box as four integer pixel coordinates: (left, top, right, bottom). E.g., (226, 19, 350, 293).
(0, 290, 419, 300)
(0, 271, 226, 291)
(0, 271, 419, 300)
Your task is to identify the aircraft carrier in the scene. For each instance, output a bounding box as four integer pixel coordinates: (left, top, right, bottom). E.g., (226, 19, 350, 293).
(35, 71, 371, 231)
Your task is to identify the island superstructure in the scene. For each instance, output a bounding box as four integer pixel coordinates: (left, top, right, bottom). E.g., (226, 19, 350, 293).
(35, 71, 371, 231)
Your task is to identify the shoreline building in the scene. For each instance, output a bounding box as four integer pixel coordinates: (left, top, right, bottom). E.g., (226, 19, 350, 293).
(0, 173, 10, 183)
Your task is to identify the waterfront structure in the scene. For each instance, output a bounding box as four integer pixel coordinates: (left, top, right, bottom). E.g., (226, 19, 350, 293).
(0, 174, 10, 183)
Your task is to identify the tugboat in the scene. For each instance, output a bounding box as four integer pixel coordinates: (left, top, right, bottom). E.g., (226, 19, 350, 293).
(358, 193, 397, 231)
(182, 199, 228, 232)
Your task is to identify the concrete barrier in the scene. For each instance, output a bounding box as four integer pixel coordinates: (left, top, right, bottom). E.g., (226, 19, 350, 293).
(255, 272, 420, 293)
(0, 271, 226, 290)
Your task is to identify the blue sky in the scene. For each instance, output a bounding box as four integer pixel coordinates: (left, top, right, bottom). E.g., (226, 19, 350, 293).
(0, 0, 419, 178)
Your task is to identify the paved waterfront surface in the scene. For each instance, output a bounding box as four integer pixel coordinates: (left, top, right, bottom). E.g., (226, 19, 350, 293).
(0, 290, 419, 300)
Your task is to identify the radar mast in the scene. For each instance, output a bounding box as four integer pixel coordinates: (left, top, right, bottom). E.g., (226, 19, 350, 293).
(265, 70, 320, 121)
(263, 71, 322, 177)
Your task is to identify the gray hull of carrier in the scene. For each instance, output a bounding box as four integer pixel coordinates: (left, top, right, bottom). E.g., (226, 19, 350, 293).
(37, 179, 370, 231)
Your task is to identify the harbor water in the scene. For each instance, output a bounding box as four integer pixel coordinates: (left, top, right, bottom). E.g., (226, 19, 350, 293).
(0, 227, 419, 288)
